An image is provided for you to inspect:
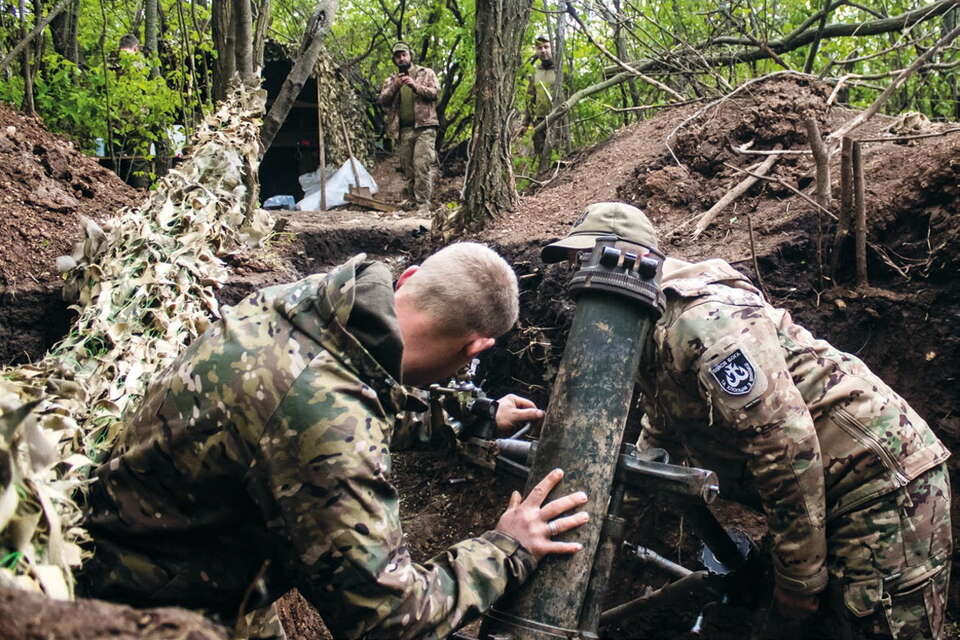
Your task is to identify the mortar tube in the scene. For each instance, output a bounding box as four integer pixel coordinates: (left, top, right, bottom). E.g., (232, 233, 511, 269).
(480, 245, 661, 639)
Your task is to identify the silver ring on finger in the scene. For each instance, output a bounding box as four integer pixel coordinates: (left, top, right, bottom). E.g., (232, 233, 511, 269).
(547, 520, 557, 537)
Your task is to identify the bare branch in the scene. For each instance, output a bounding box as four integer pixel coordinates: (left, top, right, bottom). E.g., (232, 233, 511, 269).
(693, 153, 778, 239)
(828, 19, 960, 141)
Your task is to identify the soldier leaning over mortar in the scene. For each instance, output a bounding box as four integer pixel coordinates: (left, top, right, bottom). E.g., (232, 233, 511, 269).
(541, 202, 952, 640)
(79, 243, 590, 639)
(378, 41, 439, 214)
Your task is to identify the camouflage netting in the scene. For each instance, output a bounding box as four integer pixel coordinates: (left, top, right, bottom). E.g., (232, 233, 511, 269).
(314, 47, 373, 168)
(0, 81, 272, 598)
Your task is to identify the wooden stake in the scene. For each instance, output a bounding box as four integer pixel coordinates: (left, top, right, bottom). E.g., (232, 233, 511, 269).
(853, 140, 868, 287)
(315, 74, 326, 211)
(804, 118, 830, 289)
(831, 137, 854, 282)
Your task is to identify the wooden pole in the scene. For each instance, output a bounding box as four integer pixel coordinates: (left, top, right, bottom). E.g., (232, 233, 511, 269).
(853, 140, 868, 287)
(316, 75, 327, 210)
(831, 137, 854, 283)
(804, 118, 830, 289)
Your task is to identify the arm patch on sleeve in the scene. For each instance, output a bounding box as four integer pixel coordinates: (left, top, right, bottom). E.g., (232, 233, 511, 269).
(709, 349, 756, 396)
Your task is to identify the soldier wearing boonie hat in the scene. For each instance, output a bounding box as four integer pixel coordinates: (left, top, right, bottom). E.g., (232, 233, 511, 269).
(543, 201, 952, 640)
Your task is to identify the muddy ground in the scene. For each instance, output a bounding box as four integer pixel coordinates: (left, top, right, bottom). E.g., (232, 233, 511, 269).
(1, 75, 958, 638)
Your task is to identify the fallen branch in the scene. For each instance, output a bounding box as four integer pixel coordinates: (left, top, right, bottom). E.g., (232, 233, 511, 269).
(857, 126, 960, 143)
(731, 142, 812, 156)
(604, 97, 705, 113)
(693, 153, 778, 239)
(828, 20, 960, 141)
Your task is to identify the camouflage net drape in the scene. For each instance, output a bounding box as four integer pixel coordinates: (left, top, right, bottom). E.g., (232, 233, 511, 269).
(314, 48, 372, 169)
(0, 81, 272, 598)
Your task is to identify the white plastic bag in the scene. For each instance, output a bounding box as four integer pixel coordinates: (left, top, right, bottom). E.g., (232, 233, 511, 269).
(297, 157, 379, 210)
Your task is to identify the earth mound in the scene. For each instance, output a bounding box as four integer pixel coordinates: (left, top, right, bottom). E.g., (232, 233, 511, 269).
(0, 104, 142, 290)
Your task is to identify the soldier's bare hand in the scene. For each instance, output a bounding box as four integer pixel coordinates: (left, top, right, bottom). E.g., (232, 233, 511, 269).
(495, 468, 588, 561)
(495, 394, 544, 432)
(399, 75, 415, 87)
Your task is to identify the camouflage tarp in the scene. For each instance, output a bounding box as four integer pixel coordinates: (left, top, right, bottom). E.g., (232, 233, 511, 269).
(0, 81, 272, 597)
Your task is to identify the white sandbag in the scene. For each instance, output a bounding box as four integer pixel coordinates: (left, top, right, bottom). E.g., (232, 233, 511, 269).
(297, 157, 378, 210)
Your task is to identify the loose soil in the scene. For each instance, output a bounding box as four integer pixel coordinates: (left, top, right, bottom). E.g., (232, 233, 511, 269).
(0, 103, 142, 365)
(1, 75, 959, 639)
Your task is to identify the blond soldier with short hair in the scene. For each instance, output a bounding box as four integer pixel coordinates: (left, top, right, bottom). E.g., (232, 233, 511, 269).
(82, 243, 587, 639)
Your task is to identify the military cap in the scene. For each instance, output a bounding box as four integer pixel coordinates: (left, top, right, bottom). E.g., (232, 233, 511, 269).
(541, 202, 659, 263)
(392, 41, 412, 54)
(534, 35, 550, 43)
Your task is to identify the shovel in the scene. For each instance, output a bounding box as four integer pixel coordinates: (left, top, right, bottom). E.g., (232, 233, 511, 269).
(336, 113, 397, 212)
(338, 112, 372, 200)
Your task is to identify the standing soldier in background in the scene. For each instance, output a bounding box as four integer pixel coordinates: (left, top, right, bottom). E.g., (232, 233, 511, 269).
(524, 35, 558, 169)
(541, 202, 953, 640)
(378, 41, 439, 213)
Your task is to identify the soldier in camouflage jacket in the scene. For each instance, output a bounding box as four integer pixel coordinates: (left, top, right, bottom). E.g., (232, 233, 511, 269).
(82, 243, 589, 639)
(541, 203, 952, 640)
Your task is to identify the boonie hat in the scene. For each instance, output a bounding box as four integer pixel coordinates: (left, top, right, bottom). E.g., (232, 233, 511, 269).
(541, 202, 659, 263)
(392, 41, 412, 54)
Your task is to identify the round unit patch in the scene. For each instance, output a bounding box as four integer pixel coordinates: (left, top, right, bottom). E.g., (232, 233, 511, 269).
(709, 349, 756, 396)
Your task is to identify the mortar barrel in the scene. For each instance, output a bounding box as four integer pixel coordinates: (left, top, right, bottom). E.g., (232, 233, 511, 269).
(480, 260, 659, 639)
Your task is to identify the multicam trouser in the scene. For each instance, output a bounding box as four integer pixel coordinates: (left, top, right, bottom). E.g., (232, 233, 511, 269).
(397, 125, 436, 206)
(766, 464, 953, 640)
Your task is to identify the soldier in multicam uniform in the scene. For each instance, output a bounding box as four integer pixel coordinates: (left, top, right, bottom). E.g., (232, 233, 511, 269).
(80, 243, 590, 639)
(379, 41, 439, 213)
(541, 202, 952, 640)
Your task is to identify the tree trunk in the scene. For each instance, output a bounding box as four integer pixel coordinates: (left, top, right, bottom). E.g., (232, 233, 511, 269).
(212, 0, 235, 101)
(20, 0, 35, 115)
(259, 0, 337, 156)
(252, 0, 272, 71)
(49, 0, 79, 63)
(233, 0, 255, 83)
(144, 0, 158, 57)
(457, 0, 532, 231)
(0, 0, 74, 75)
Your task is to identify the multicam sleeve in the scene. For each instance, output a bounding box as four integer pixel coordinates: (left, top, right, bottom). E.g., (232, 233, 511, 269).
(412, 67, 439, 101)
(259, 355, 535, 640)
(378, 73, 399, 105)
(676, 303, 828, 596)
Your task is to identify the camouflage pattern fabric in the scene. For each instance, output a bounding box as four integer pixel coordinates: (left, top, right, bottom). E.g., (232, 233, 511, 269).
(526, 66, 556, 159)
(397, 126, 436, 206)
(379, 65, 440, 140)
(635, 258, 950, 630)
(82, 255, 536, 639)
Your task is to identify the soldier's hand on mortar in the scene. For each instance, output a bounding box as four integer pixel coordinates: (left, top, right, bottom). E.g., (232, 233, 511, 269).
(495, 468, 588, 561)
(495, 394, 544, 432)
(399, 74, 416, 87)
(773, 584, 819, 619)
